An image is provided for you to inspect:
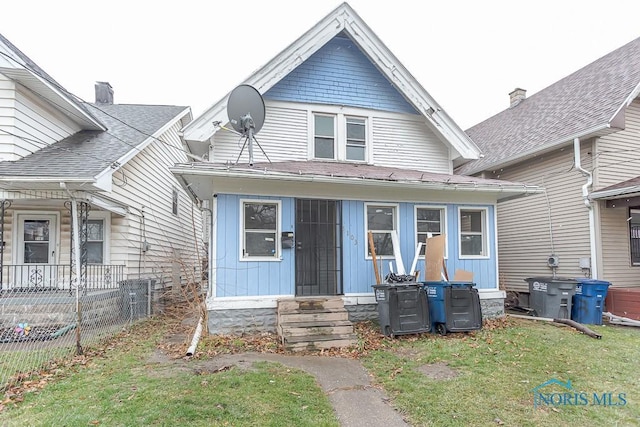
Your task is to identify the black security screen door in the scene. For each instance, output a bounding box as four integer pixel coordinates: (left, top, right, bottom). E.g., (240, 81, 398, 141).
(295, 199, 342, 296)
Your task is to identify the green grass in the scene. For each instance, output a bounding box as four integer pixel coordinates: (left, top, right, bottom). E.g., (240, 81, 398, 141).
(0, 320, 337, 427)
(362, 318, 640, 426)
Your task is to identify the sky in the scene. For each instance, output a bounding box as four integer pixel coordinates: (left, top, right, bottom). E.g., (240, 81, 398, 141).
(3, 0, 640, 129)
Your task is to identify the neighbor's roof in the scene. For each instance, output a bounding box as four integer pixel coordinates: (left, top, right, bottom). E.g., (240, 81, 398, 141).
(0, 103, 188, 188)
(0, 32, 105, 131)
(181, 2, 480, 160)
(457, 36, 640, 175)
(590, 175, 640, 200)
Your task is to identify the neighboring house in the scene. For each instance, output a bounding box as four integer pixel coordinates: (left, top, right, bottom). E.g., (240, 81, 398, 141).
(0, 33, 202, 295)
(172, 2, 540, 334)
(457, 37, 640, 302)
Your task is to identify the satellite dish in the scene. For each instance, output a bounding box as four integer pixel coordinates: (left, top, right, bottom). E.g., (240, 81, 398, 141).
(226, 85, 270, 166)
(227, 84, 265, 134)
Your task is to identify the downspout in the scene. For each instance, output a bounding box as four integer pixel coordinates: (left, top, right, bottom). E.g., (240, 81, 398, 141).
(573, 138, 598, 279)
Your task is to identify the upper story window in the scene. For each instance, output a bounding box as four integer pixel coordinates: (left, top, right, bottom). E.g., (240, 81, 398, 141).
(314, 114, 335, 159)
(459, 208, 489, 258)
(172, 188, 179, 216)
(346, 117, 366, 161)
(312, 112, 368, 162)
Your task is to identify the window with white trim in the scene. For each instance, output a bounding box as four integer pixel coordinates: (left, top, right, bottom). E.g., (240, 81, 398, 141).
(314, 114, 335, 159)
(86, 212, 110, 264)
(459, 208, 488, 257)
(366, 204, 397, 257)
(629, 208, 640, 265)
(415, 206, 446, 256)
(172, 188, 179, 215)
(312, 112, 368, 162)
(241, 200, 280, 260)
(346, 117, 366, 161)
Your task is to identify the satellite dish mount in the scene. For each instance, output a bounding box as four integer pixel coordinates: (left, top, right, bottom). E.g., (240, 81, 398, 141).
(226, 85, 271, 166)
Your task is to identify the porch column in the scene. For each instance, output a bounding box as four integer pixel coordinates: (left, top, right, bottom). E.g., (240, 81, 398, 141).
(0, 200, 10, 290)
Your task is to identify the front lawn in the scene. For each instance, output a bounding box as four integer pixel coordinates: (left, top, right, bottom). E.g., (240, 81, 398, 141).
(362, 317, 640, 426)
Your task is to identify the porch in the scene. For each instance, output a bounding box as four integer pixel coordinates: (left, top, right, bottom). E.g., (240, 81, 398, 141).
(0, 264, 124, 293)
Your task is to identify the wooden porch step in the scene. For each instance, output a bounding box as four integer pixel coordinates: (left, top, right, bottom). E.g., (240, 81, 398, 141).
(277, 297, 357, 352)
(278, 310, 349, 324)
(278, 297, 345, 312)
(284, 337, 358, 352)
(280, 324, 355, 337)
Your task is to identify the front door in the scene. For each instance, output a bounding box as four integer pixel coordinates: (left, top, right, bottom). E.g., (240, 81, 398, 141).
(295, 199, 342, 296)
(15, 214, 58, 289)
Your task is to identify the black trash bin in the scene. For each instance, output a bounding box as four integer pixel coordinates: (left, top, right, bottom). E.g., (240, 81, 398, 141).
(372, 283, 430, 337)
(421, 281, 482, 335)
(525, 277, 577, 319)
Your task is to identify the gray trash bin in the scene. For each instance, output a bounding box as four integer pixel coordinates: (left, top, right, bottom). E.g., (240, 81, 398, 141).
(372, 283, 430, 337)
(120, 279, 152, 321)
(525, 277, 577, 319)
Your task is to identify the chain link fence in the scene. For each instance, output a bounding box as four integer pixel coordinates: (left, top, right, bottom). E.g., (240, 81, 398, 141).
(0, 278, 158, 390)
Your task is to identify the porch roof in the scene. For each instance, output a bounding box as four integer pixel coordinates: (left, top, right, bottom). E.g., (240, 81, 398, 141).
(590, 175, 640, 200)
(172, 160, 542, 203)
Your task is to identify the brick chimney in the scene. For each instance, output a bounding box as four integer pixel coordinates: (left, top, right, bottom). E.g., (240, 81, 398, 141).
(95, 81, 114, 104)
(509, 88, 526, 107)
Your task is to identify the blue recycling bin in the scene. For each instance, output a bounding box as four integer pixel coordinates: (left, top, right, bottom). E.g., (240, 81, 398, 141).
(571, 278, 611, 325)
(421, 281, 482, 335)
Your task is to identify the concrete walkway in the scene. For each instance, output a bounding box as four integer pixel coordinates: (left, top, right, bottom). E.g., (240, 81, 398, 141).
(209, 353, 409, 427)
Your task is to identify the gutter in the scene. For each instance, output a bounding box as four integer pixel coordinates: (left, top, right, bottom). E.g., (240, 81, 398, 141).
(573, 138, 598, 279)
(171, 165, 542, 196)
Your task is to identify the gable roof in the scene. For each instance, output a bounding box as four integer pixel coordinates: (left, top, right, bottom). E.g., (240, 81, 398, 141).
(457, 36, 640, 175)
(181, 2, 480, 160)
(0, 103, 189, 191)
(0, 33, 105, 131)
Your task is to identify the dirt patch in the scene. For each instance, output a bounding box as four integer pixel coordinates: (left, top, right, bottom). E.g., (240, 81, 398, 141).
(417, 362, 458, 380)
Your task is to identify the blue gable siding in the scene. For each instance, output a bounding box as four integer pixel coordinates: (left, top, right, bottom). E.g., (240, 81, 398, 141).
(215, 194, 496, 298)
(264, 34, 418, 114)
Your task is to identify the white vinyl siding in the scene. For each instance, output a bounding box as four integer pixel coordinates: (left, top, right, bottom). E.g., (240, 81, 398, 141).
(595, 101, 640, 190)
(0, 75, 80, 161)
(108, 119, 203, 287)
(211, 103, 308, 163)
(490, 145, 592, 292)
(372, 116, 450, 173)
(210, 101, 452, 173)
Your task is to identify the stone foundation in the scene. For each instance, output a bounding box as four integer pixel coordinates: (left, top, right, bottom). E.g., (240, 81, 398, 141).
(344, 303, 378, 322)
(207, 308, 278, 334)
(480, 297, 505, 318)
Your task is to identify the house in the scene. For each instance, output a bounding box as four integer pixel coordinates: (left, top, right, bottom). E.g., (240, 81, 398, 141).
(172, 2, 540, 337)
(0, 33, 203, 299)
(456, 36, 640, 315)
